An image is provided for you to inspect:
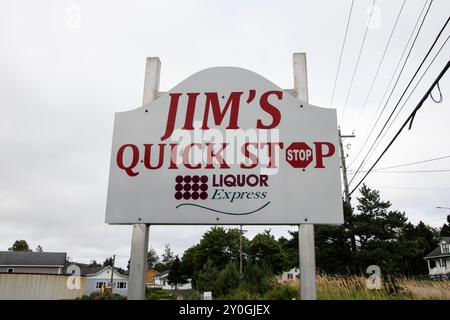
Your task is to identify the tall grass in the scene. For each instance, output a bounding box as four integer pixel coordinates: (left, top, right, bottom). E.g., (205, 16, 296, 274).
(281, 274, 450, 300)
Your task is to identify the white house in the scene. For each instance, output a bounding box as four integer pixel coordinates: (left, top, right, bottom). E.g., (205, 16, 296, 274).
(424, 237, 450, 277)
(151, 270, 192, 290)
(78, 265, 129, 296)
(279, 267, 299, 282)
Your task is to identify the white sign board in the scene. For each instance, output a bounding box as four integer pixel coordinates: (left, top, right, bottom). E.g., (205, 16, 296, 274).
(105, 67, 343, 224)
(203, 291, 212, 300)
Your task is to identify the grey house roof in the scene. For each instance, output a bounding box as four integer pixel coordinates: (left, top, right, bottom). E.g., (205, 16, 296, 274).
(0, 251, 67, 266)
(424, 237, 450, 260)
(67, 263, 128, 278)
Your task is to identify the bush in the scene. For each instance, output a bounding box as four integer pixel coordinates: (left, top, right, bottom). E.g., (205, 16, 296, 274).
(184, 291, 202, 300)
(145, 288, 176, 300)
(76, 291, 126, 300)
(196, 259, 220, 294)
(216, 262, 241, 296)
(263, 285, 298, 300)
(241, 262, 276, 295)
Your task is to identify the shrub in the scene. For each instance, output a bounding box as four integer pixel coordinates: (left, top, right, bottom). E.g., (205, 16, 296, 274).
(145, 288, 176, 300)
(184, 291, 202, 300)
(216, 262, 241, 296)
(241, 262, 276, 295)
(263, 285, 298, 300)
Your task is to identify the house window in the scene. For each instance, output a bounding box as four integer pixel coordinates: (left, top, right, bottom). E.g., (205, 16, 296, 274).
(442, 244, 449, 253)
(117, 281, 127, 289)
(7, 268, 14, 273)
(95, 282, 107, 289)
(287, 274, 293, 279)
(430, 260, 436, 268)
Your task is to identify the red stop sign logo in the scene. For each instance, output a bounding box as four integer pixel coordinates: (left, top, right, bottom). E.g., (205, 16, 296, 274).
(286, 142, 313, 168)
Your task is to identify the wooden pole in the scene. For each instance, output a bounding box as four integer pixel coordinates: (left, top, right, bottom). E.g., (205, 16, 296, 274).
(128, 57, 161, 300)
(293, 52, 317, 300)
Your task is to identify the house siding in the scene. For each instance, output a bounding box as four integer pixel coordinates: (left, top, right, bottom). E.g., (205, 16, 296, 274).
(0, 266, 62, 274)
(0, 273, 84, 300)
(84, 279, 128, 296)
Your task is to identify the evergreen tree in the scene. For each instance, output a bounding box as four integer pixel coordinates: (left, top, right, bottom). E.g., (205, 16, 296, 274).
(440, 215, 450, 237)
(8, 240, 32, 252)
(161, 244, 175, 270)
(167, 256, 187, 290)
(103, 257, 114, 267)
(147, 247, 159, 269)
(247, 229, 288, 274)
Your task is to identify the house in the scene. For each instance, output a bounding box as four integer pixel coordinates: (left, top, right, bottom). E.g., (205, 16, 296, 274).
(424, 237, 450, 277)
(76, 265, 129, 296)
(78, 265, 128, 296)
(0, 251, 66, 274)
(151, 270, 192, 290)
(278, 268, 300, 282)
(145, 268, 160, 286)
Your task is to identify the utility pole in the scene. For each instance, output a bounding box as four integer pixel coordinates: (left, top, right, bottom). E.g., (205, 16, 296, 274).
(338, 129, 356, 253)
(110, 254, 115, 287)
(239, 225, 247, 274)
(338, 128, 355, 203)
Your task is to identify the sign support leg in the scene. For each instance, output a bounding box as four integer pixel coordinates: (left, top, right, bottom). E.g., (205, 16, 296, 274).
(128, 57, 161, 300)
(299, 224, 317, 300)
(128, 224, 149, 300)
(293, 52, 317, 300)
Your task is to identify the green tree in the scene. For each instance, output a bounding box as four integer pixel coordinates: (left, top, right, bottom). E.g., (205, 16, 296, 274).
(196, 259, 220, 294)
(181, 227, 245, 279)
(89, 260, 101, 267)
(147, 247, 159, 269)
(401, 221, 439, 274)
(352, 184, 410, 274)
(241, 262, 275, 295)
(103, 257, 114, 267)
(8, 240, 32, 252)
(440, 215, 450, 237)
(161, 244, 175, 270)
(167, 256, 187, 290)
(247, 230, 288, 274)
(216, 262, 241, 296)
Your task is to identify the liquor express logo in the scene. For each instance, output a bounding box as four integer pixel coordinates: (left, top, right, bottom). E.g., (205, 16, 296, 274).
(174, 175, 209, 200)
(174, 173, 271, 216)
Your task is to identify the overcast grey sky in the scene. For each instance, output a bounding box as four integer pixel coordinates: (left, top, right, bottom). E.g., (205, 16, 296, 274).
(1, 0, 449, 268)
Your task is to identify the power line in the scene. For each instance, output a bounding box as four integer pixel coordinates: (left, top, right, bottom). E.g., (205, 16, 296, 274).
(349, 10, 449, 186)
(352, 0, 407, 132)
(339, 0, 377, 125)
(330, 0, 355, 108)
(375, 155, 450, 170)
(349, 59, 450, 196)
(356, 33, 450, 171)
(370, 186, 450, 190)
(351, 169, 450, 173)
(348, 0, 432, 170)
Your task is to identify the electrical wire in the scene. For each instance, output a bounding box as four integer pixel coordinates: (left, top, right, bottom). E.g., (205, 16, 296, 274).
(352, 0, 407, 132)
(353, 33, 449, 172)
(349, 59, 450, 196)
(339, 0, 377, 125)
(375, 155, 450, 170)
(330, 0, 355, 108)
(349, 11, 449, 186)
(347, 0, 432, 169)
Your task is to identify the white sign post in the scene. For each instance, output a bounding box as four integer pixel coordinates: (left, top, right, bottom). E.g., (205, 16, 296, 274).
(293, 53, 317, 300)
(106, 54, 343, 300)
